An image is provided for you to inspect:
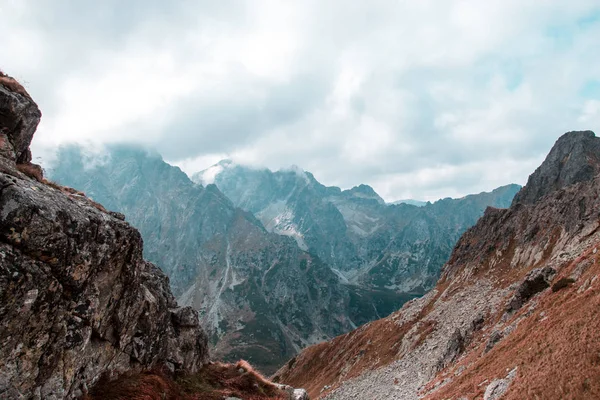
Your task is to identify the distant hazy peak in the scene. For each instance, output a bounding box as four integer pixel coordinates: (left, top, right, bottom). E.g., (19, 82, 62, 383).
(390, 199, 428, 207)
(512, 130, 600, 206)
(388, 184, 521, 207)
(282, 164, 305, 174)
(342, 184, 385, 204)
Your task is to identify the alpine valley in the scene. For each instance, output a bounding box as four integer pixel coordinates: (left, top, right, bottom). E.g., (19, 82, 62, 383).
(3, 69, 600, 400)
(3, 0, 600, 397)
(49, 147, 519, 373)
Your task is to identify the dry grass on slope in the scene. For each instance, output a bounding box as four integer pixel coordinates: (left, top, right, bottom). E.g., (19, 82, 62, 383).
(273, 284, 448, 399)
(16, 163, 44, 181)
(426, 242, 600, 400)
(84, 361, 287, 400)
(273, 316, 412, 398)
(83, 369, 183, 400)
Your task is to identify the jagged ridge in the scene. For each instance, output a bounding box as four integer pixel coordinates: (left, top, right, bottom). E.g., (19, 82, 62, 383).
(196, 161, 520, 293)
(512, 130, 600, 205)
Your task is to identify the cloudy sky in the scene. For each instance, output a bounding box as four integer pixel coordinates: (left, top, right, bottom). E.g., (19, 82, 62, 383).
(1, 0, 599, 201)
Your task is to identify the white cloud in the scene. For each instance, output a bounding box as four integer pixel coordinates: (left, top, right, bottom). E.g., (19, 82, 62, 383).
(1, 0, 599, 201)
(579, 100, 600, 126)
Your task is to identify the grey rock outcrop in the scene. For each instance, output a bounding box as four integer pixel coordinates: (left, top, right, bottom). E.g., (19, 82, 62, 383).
(483, 367, 518, 400)
(275, 384, 310, 400)
(506, 266, 556, 312)
(0, 74, 208, 398)
(0, 74, 41, 164)
(512, 131, 600, 205)
(437, 328, 466, 371)
(292, 388, 310, 400)
(484, 330, 504, 353)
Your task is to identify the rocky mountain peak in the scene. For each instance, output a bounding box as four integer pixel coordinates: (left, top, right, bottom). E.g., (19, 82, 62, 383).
(0, 71, 41, 164)
(512, 130, 600, 206)
(343, 184, 385, 204)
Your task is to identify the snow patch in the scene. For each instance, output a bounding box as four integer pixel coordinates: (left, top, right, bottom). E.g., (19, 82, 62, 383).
(257, 201, 309, 251)
(275, 225, 309, 251)
(228, 270, 245, 290)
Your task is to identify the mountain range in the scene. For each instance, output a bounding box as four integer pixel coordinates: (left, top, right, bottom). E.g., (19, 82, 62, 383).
(49, 147, 518, 373)
(194, 162, 519, 293)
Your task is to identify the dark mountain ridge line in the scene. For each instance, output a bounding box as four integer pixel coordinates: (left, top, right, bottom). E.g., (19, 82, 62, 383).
(194, 159, 518, 208)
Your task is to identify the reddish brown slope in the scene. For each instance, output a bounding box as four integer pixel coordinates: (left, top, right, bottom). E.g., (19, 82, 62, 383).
(426, 241, 600, 400)
(274, 131, 600, 399)
(271, 286, 446, 398)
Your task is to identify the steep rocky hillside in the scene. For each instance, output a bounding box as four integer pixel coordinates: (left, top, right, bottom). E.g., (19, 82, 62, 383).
(0, 74, 209, 398)
(274, 131, 600, 400)
(49, 146, 417, 374)
(194, 162, 520, 293)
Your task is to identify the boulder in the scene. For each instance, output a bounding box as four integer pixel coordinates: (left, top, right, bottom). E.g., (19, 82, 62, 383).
(506, 266, 556, 313)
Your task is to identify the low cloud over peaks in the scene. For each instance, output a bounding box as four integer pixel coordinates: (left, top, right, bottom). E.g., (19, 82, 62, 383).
(2, 0, 599, 201)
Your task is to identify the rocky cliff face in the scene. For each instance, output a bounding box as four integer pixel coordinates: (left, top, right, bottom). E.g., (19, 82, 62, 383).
(194, 162, 520, 293)
(275, 131, 600, 399)
(0, 74, 208, 399)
